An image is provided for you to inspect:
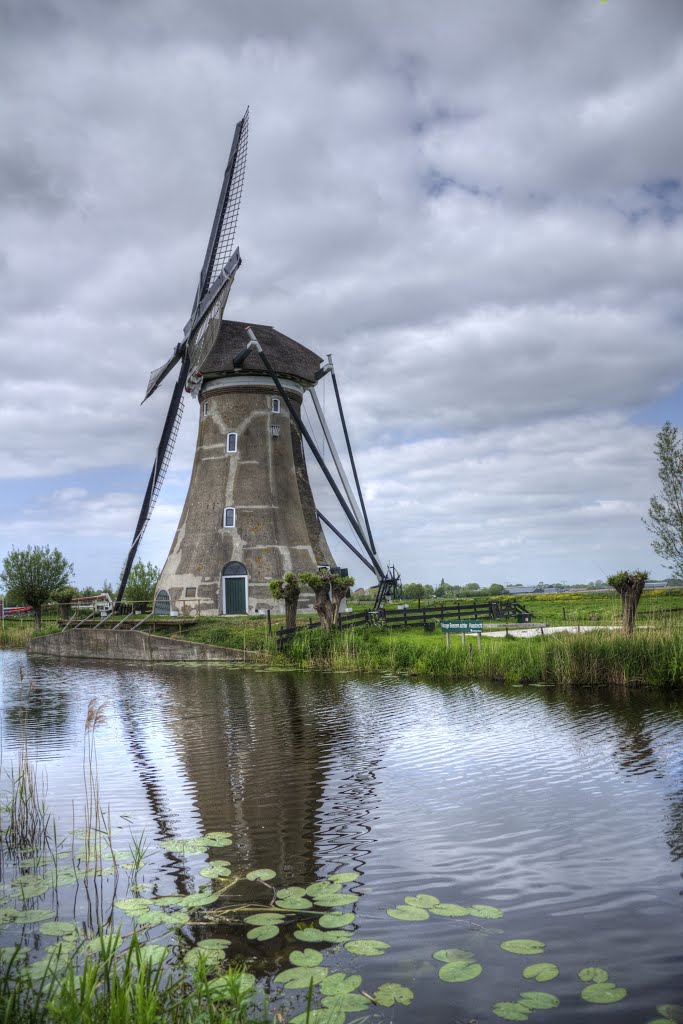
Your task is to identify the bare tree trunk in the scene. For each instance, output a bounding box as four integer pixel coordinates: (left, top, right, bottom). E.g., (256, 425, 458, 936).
(284, 595, 299, 630)
(312, 589, 334, 630)
(621, 587, 642, 637)
(34, 604, 42, 630)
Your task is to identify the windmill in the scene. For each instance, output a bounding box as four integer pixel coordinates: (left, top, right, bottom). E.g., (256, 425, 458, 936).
(118, 109, 400, 617)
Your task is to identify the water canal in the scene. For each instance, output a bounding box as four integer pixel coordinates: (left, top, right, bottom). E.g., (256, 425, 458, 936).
(1, 649, 683, 1021)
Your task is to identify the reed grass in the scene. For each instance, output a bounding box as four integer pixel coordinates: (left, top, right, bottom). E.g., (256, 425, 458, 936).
(279, 623, 683, 686)
(0, 936, 274, 1024)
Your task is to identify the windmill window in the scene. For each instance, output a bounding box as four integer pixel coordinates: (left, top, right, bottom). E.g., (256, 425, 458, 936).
(270, 424, 280, 438)
(223, 507, 236, 528)
(203, 401, 208, 417)
(226, 432, 238, 453)
(271, 397, 280, 413)
(185, 587, 196, 597)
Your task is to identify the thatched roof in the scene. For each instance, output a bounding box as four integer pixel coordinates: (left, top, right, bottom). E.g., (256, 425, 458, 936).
(198, 320, 323, 385)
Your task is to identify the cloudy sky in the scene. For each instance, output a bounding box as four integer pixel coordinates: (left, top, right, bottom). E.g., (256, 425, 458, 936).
(2, 0, 682, 591)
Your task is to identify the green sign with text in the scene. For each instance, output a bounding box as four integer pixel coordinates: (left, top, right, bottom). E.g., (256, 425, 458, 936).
(440, 621, 483, 633)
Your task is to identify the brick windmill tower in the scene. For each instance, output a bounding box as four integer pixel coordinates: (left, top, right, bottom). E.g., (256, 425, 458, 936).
(117, 110, 397, 616)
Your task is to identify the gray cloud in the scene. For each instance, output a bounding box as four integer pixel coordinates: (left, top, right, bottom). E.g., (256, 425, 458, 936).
(1, 0, 681, 584)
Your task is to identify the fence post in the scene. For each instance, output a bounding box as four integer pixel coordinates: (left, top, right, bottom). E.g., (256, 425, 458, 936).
(267, 609, 272, 636)
(403, 607, 408, 627)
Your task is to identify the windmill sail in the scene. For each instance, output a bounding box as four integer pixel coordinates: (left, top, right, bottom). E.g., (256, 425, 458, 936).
(117, 109, 249, 606)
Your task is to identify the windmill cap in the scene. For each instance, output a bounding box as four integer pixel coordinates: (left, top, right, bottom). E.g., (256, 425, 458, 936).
(198, 319, 324, 385)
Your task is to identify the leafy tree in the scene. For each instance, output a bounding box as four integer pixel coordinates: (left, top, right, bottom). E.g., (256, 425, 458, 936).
(0, 545, 73, 627)
(434, 578, 447, 598)
(644, 421, 683, 578)
(489, 583, 507, 595)
(268, 572, 301, 630)
(301, 568, 355, 630)
(422, 583, 435, 599)
(607, 570, 649, 637)
(402, 583, 425, 601)
(464, 582, 480, 591)
(121, 560, 160, 603)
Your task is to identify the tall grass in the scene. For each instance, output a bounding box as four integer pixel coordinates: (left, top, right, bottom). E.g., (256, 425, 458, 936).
(280, 624, 683, 686)
(0, 937, 273, 1024)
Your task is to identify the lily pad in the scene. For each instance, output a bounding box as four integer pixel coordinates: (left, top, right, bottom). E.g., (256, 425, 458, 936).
(274, 965, 329, 989)
(519, 991, 560, 1009)
(581, 982, 627, 1004)
(522, 962, 559, 982)
(578, 966, 609, 983)
(246, 924, 279, 941)
(322, 993, 370, 1012)
(493, 1002, 530, 1021)
(374, 983, 414, 1007)
(320, 972, 362, 996)
(40, 922, 80, 938)
(307, 881, 343, 898)
(159, 837, 209, 854)
(12, 876, 51, 898)
(318, 912, 355, 929)
(14, 909, 55, 924)
(208, 971, 255, 1000)
(245, 869, 276, 882)
(429, 903, 470, 917)
(199, 863, 232, 879)
(0, 946, 28, 962)
(470, 903, 504, 919)
(313, 893, 359, 908)
(276, 886, 306, 899)
(137, 944, 168, 966)
(405, 894, 440, 908)
(294, 927, 333, 943)
(295, 927, 350, 944)
(344, 938, 389, 956)
(244, 913, 285, 926)
(203, 831, 233, 846)
(387, 904, 430, 921)
(433, 948, 475, 964)
(198, 938, 230, 949)
(328, 872, 359, 883)
(153, 896, 181, 907)
(275, 897, 313, 911)
(290, 948, 323, 967)
(114, 898, 150, 916)
(438, 961, 483, 983)
(501, 940, 546, 955)
(658, 1007, 683, 1023)
(83, 934, 123, 957)
(184, 945, 225, 970)
(181, 892, 219, 909)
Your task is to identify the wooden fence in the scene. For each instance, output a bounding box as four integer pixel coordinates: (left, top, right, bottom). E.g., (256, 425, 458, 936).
(275, 600, 532, 649)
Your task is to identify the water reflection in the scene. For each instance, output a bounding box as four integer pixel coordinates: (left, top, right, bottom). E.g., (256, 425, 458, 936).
(2, 651, 683, 1018)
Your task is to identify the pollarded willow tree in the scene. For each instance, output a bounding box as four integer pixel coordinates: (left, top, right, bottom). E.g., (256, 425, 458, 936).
(607, 570, 649, 638)
(300, 568, 355, 631)
(644, 421, 683, 579)
(1, 545, 74, 628)
(268, 572, 301, 630)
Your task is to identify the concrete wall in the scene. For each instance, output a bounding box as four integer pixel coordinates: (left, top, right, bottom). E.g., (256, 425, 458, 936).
(27, 630, 261, 663)
(156, 378, 334, 616)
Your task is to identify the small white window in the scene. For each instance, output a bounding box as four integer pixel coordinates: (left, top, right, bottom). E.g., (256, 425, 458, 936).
(270, 424, 280, 438)
(271, 397, 280, 413)
(203, 401, 208, 417)
(223, 507, 235, 528)
(226, 432, 237, 453)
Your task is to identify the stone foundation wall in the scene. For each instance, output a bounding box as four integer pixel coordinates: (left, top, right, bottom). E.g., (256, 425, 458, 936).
(27, 631, 261, 664)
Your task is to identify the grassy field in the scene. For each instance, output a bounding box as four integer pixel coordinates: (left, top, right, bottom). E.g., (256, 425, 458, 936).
(8, 591, 683, 687)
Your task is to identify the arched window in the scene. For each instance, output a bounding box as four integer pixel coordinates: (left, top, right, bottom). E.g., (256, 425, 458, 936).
(222, 561, 247, 576)
(154, 590, 170, 615)
(223, 507, 235, 528)
(226, 432, 237, 453)
(271, 397, 280, 413)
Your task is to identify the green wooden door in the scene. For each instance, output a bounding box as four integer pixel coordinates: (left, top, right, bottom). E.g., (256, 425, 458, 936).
(224, 576, 246, 615)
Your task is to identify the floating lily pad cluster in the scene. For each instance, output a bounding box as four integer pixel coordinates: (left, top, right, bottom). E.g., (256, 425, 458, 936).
(388, 894, 504, 921)
(0, 815, 659, 1024)
(578, 966, 627, 1004)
